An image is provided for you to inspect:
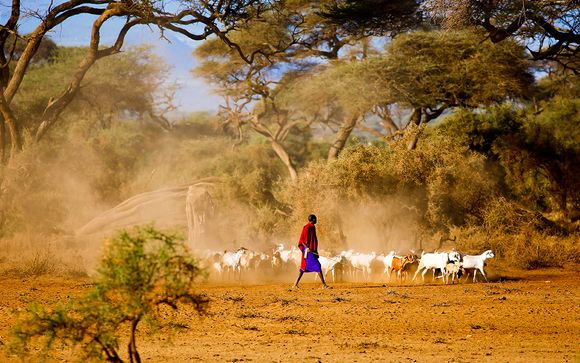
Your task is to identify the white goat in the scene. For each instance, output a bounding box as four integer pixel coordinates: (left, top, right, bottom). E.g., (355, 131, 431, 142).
(439, 262, 463, 284)
(318, 255, 345, 282)
(413, 251, 462, 283)
(208, 251, 224, 279)
(462, 250, 494, 282)
(381, 251, 396, 279)
(290, 248, 302, 267)
(344, 251, 376, 280)
(221, 247, 248, 279)
(274, 244, 301, 267)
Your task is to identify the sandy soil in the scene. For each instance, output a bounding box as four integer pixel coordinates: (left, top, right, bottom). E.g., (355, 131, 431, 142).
(0, 267, 578, 362)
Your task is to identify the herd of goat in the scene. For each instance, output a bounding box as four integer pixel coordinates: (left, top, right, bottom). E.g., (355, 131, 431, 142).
(195, 244, 496, 284)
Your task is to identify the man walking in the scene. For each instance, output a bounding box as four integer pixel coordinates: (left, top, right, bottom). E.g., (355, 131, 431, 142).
(293, 214, 330, 289)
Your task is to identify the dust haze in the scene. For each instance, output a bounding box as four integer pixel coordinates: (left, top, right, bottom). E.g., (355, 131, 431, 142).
(0, 133, 427, 281)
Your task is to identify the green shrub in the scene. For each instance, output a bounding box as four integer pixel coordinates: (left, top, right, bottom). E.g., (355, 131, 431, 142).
(10, 226, 208, 362)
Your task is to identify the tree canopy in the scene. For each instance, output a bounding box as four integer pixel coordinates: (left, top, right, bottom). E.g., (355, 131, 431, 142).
(321, 1, 580, 72)
(319, 0, 423, 36)
(426, 1, 579, 72)
(0, 0, 270, 163)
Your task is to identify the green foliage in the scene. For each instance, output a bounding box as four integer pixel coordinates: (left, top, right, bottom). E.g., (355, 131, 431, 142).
(290, 29, 533, 131)
(499, 98, 580, 217)
(10, 226, 208, 362)
(193, 4, 306, 97)
(193, 0, 384, 178)
(441, 96, 579, 218)
(13, 46, 166, 131)
(422, 0, 580, 71)
(6, 33, 57, 64)
(438, 105, 524, 156)
(285, 60, 376, 117)
(370, 30, 533, 108)
(535, 71, 580, 101)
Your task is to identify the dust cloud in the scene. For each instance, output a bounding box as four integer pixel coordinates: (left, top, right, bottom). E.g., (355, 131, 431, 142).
(0, 130, 434, 282)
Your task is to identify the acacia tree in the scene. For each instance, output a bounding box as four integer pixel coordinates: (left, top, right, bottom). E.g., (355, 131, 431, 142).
(194, 4, 308, 182)
(195, 0, 425, 172)
(12, 45, 172, 134)
(194, 1, 354, 180)
(310, 30, 535, 149)
(441, 101, 579, 219)
(0, 0, 266, 163)
(501, 99, 580, 218)
(422, 0, 580, 73)
(321, 1, 579, 72)
(319, 0, 423, 36)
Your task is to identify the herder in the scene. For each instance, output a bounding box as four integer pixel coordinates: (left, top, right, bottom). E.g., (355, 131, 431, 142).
(292, 214, 330, 289)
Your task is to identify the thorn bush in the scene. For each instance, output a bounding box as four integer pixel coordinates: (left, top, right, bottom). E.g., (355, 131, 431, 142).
(10, 225, 208, 362)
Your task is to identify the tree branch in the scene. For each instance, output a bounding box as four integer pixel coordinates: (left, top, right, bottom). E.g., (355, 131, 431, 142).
(526, 12, 580, 45)
(35, 6, 132, 141)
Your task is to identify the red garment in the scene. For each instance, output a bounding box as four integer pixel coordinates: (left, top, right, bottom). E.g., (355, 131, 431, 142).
(298, 223, 318, 270)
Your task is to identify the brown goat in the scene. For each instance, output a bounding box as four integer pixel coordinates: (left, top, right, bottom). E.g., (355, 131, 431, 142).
(389, 255, 417, 282)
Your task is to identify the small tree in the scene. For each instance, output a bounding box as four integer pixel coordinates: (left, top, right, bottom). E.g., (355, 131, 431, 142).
(10, 226, 208, 362)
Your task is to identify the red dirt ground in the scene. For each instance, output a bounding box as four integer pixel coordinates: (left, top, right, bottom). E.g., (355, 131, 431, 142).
(0, 267, 578, 362)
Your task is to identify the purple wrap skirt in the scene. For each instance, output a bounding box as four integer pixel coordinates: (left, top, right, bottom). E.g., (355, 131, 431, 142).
(300, 252, 322, 273)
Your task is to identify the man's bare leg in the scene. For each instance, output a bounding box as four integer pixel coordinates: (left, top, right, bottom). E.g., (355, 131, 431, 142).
(318, 272, 330, 288)
(293, 270, 304, 288)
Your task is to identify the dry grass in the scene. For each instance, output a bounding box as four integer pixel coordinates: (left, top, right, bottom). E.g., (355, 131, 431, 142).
(18, 250, 56, 277)
(0, 233, 91, 279)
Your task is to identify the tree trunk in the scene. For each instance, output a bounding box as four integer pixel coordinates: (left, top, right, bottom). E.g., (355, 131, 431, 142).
(0, 91, 20, 162)
(35, 50, 99, 141)
(328, 114, 358, 161)
(271, 140, 298, 182)
(406, 108, 422, 150)
(35, 7, 129, 141)
(0, 117, 5, 162)
(128, 319, 141, 363)
(4, 33, 45, 104)
(559, 189, 568, 219)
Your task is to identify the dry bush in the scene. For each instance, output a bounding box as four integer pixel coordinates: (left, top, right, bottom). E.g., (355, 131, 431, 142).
(4, 249, 90, 278)
(279, 129, 498, 250)
(456, 197, 579, 268)
(482, 197, 566, 236)
(505, 233, 579, 269)
(456, 228, 579, 269)
(18, 250, 57, 278)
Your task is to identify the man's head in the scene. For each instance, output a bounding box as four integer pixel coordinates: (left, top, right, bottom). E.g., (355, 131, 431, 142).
(308, 214, 317, 224)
